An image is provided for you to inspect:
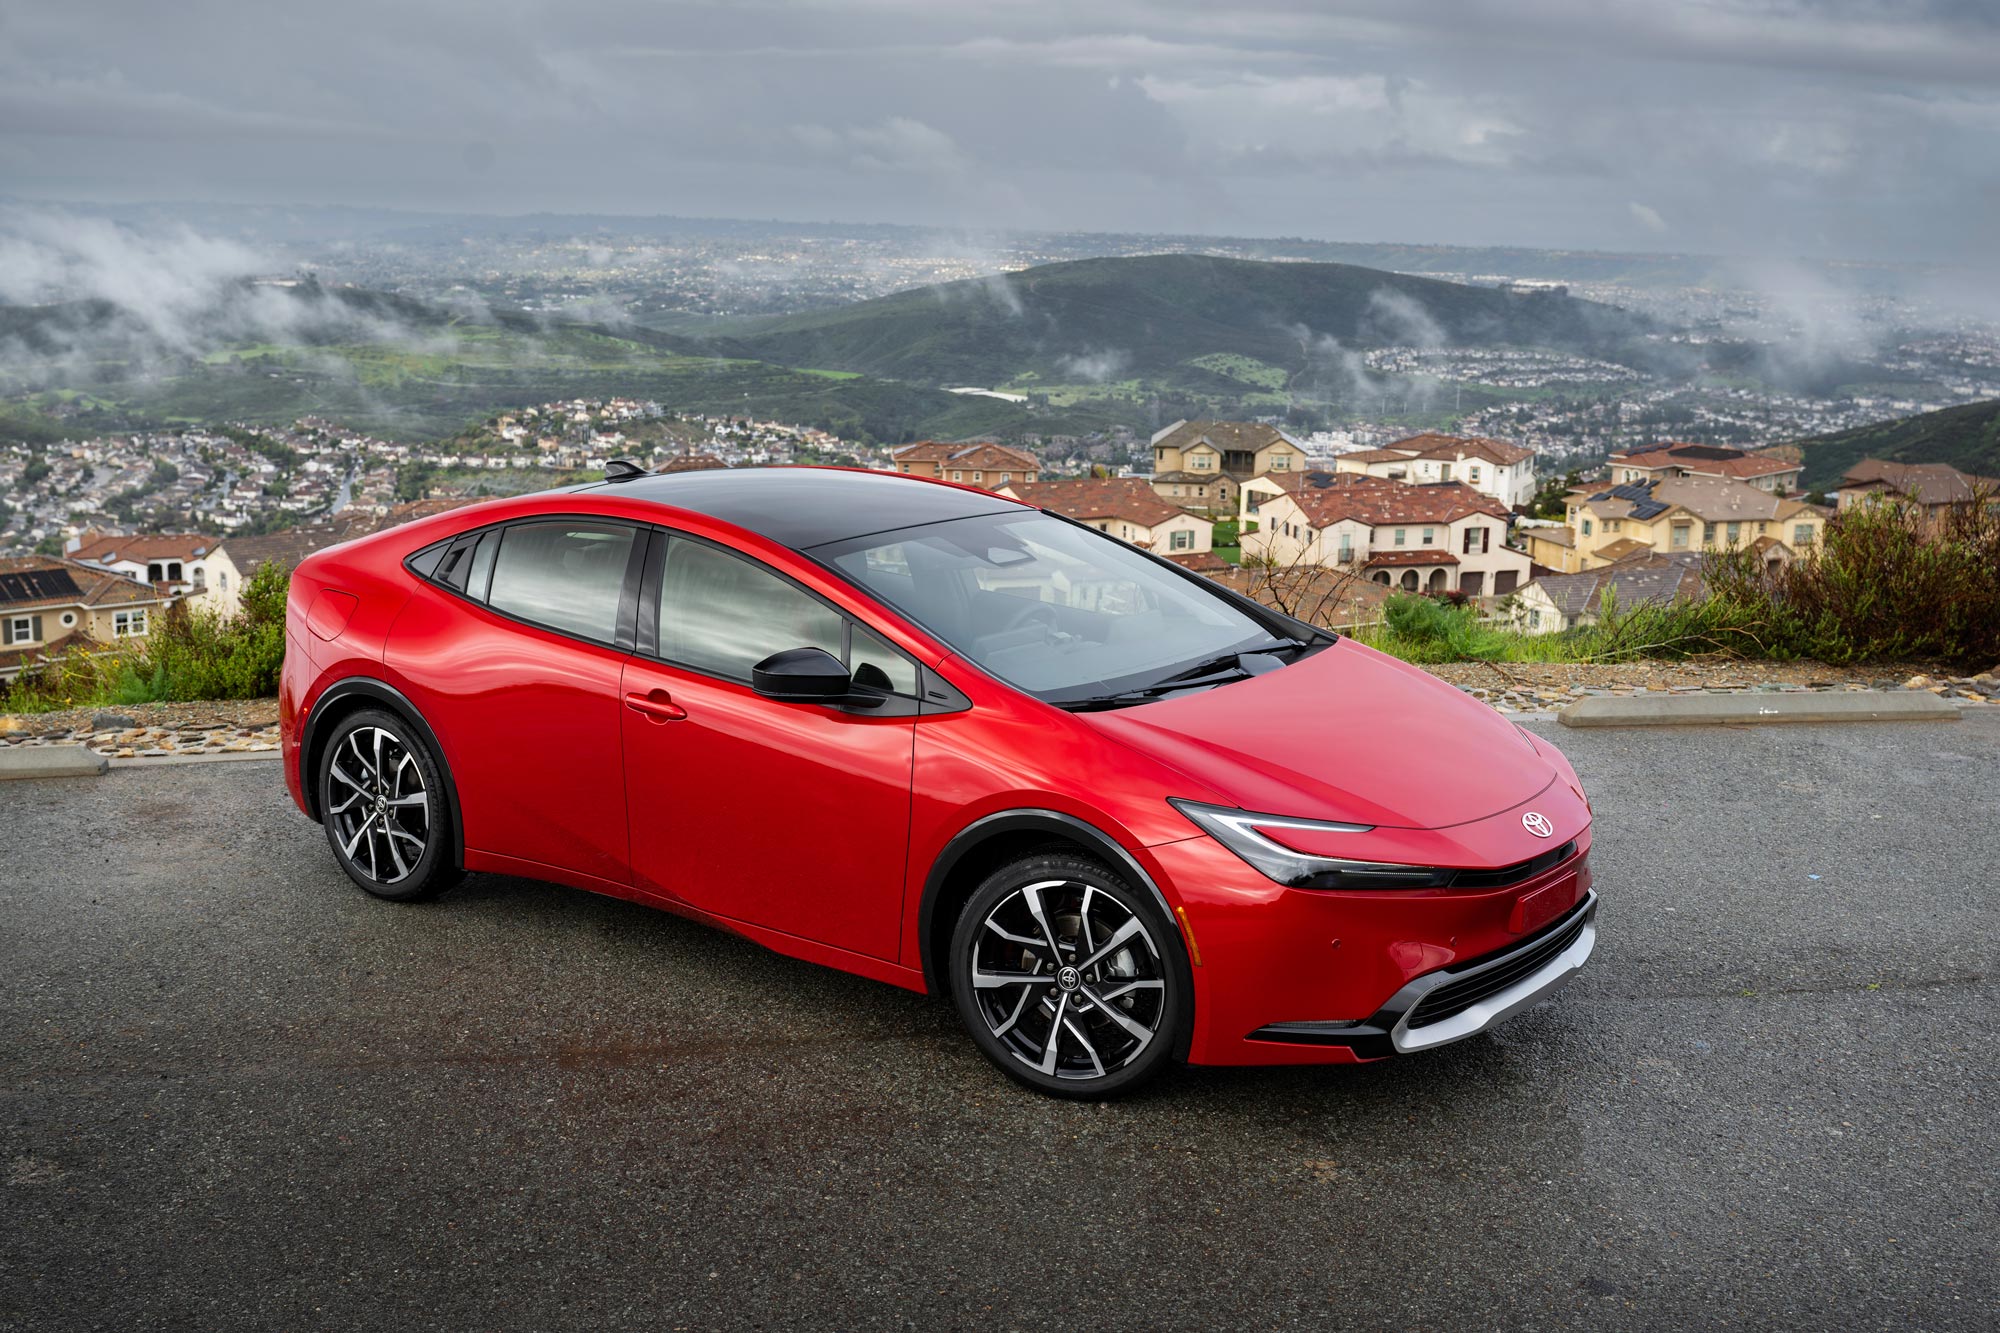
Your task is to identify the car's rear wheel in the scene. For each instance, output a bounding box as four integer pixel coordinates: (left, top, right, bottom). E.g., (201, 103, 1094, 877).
(317, 708, 457, 902)
(949, 852, 1185, 1098)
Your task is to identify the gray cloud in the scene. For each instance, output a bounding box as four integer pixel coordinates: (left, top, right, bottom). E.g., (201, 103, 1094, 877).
(0, 1, 1996, 264)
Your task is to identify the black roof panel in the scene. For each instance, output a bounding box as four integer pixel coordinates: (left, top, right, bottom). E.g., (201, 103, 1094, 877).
(578, 467, 1025, 549)
(0, 567, 81, 606)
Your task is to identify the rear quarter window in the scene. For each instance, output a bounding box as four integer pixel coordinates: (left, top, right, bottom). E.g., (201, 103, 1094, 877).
(485, 521, 638, 644)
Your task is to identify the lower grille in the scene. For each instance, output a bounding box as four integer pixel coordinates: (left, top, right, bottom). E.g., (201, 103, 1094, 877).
(1404, 904, 1591, 1029)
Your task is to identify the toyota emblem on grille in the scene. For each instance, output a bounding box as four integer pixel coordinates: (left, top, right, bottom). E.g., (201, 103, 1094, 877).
(1522, 811, 1554, 838)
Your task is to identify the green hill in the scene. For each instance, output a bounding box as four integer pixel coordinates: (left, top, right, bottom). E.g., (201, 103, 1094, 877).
(713, 253, 1669, 390)
(0, 284, 1066, 445)
(1795, 398, 2000, 490)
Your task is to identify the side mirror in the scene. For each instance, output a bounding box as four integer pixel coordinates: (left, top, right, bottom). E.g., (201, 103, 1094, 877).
(751, 646, 853, 702)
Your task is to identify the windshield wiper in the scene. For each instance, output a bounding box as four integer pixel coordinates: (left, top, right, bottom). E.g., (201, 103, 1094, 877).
(1054, 638, 1313, 713)
(1154, 638, 1309, 685)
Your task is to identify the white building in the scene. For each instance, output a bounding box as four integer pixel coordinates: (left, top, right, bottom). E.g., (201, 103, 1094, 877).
(1242, 473, 1531, 597)
(1330, 433, 1538, 510)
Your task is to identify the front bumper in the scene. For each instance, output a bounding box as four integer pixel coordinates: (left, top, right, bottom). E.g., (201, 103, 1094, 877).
(1150, 804, 1595, 1067)
(1248, 892, 1598, 1058)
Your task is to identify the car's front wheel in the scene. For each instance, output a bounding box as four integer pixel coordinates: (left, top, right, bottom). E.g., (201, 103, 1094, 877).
(949, 852, 1186, 1098)
(317, 708, 457, 902)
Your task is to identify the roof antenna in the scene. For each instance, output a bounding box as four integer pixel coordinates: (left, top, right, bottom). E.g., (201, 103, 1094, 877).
(603, 459, 649, 482)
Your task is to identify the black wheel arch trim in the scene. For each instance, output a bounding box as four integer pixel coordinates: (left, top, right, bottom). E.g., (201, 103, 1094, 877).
(917, 808, 1194, 1058)
(300, 676, 465, 870)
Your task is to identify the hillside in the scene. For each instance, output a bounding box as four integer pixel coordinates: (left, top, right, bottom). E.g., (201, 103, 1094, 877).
(0, 284, 1062, 444)
(1794, 398, 2000, 490)
(714, 253, 1669, 390)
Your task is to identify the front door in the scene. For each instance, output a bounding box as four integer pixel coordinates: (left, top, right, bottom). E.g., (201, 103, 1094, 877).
(620, 533, 917, 962)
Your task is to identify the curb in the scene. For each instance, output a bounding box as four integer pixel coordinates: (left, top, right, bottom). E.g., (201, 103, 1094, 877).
(106, 750, 283, 769)
(0, 743, 111, 780)
(1559, 691, 1961, 728)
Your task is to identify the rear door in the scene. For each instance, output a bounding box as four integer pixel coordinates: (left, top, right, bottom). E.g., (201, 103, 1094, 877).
(619, 531, 918, 961)
(390, 517, 645, 886)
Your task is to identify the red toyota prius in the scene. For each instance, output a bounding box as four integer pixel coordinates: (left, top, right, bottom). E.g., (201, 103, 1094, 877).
(281, 466, 1597, 1096)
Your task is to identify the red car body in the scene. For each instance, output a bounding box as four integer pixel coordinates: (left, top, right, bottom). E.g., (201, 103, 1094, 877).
(281, 468, 1595, 1075)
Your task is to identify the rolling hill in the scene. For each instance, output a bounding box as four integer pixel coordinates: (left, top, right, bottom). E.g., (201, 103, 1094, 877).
(711, 253, 1671, 391)
(1794, 398, 2000, 490)
(0, 283, 1061, 444)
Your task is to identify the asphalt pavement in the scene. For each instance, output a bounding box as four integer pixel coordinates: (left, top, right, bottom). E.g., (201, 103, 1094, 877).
(3, 714, 1996, 1331)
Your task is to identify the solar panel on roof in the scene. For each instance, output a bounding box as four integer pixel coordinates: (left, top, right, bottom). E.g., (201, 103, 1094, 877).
(1630, 500, 1670, 520)
(1307, 471, 1336, 488)
(0, 568, 81, 604)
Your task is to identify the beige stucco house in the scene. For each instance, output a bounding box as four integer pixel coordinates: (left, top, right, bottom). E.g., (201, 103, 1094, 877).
(0, 557, 167, 681)
(1563, 475, 1827, 570)
(66, 531, 245, 613)
(1150, 420, 1305, 485)
(891, 441, 1040, 489)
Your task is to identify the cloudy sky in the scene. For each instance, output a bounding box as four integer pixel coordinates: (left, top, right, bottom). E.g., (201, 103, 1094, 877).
(3, 0, 1996, 263)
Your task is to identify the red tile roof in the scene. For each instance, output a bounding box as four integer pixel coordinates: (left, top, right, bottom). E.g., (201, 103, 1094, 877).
(1000, 478, 1197, 528)
(1610, 443, 1800, 480)
(1839, 458, 1998, 506)
(893, 440, 1038, 472)
(1278, 474, 1511, 528)
(68, 532, 221, 564)
(1384, 432, 1536, 467)
(1363, 548, 1460, 567)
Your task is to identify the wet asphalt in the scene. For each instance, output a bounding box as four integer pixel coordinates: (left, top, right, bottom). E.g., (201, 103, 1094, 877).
(2, 713, 1995, 1332)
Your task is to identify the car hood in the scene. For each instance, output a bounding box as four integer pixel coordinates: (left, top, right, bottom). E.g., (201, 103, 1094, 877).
(1081, 637, 1556, 831)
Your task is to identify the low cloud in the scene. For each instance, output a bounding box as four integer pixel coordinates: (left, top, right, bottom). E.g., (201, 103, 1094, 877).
(0, 209, 462, 388)
(1362, 287, 1448, 350)
(1056, 348, 1130, 383)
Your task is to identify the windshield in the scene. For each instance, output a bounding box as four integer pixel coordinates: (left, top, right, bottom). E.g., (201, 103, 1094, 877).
(818, 510, 1291, 705)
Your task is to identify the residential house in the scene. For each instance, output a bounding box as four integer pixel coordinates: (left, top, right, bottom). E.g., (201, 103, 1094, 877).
(1149, 420, 1305, 486)
(892, 441, 1040, 489)
(1241, 472, 1531, 596)
(1836, 458, 2000, 528)
(1149, 470, 1239, 513)
(995, 478, 1211, 555)
(1333, 433, 1539, 509)
(1510, 551, 1706, 634)
(1518, 523, 1583, 573)
(1606, 442, 1803, 495)
(0, 557, 168, 681)
(66, 531, 244, 612)
(1564, 475, 1827, 570)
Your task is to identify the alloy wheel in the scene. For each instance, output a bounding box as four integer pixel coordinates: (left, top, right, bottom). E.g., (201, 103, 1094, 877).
(969, 878, 1168, 1081)
(325, 725, 432, 885)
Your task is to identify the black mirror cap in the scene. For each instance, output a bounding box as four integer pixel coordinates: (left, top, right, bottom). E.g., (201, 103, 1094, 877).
(751, 646, 852, 700)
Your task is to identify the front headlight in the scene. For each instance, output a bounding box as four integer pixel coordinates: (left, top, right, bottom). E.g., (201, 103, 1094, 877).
(1168, 798, 1449, 890)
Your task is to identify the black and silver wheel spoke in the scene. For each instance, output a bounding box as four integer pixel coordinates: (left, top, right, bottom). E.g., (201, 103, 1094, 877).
(326, 726, 431, 887)
(970, 878, 1167, 1082)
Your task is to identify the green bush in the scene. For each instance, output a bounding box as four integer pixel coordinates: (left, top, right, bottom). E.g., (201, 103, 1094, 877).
(1703, 493, 2000, 667)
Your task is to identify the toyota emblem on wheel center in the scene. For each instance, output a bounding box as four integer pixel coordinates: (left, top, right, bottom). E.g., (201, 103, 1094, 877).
(1521, 811, 1554, 838)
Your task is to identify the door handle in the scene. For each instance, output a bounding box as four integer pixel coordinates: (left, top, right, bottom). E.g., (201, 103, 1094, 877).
(624, 689, 688, 722)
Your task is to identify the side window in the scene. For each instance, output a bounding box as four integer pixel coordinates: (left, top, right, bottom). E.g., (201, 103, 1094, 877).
(657, 537, 918, 695)
(486, 521, 637, 644)
(659, 538, 843, 680)
(850, 624, 919, 696)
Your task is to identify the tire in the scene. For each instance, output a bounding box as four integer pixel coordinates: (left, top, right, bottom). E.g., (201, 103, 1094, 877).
(316, 707, 459, 902)
(949, 852, 1188, 1099)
